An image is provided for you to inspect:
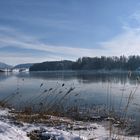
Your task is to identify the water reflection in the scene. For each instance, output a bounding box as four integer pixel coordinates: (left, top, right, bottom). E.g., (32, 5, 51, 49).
(0, 72, 13, 82)
(0, 71, 140, 134)
(0, 71, 140, 121)
(13, 71, 140, 85)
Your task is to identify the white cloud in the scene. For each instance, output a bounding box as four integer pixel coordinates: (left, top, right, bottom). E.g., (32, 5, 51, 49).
(100, 9, 140, 57)
(0, 26, 105, 65)
(2, 11, 140, 65)
(100, 28, 140, 56)
(130, 10, 140, 23)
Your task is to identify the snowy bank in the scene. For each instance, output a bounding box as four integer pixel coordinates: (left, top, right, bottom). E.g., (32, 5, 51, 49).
(0, 107, 139, 140)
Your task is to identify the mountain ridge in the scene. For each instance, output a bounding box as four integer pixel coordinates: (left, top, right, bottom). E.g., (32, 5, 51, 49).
(0, 62, 13, 69)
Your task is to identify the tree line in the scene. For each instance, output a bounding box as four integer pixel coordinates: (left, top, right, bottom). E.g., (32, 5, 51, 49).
(30, 55, 140, 71)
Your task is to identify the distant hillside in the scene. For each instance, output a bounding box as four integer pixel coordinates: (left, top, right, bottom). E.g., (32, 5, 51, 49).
(0, 62, 12, 69)
(30, 60, 74, 71)
(30, 55, 140, 71)
(14, 63, 34, 69)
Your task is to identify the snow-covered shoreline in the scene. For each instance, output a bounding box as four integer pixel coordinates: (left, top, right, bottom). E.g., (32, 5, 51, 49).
(0, 107, 139, 140)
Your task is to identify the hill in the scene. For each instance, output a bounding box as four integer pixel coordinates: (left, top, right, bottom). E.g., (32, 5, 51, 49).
(0, 62, 12, 69)
(30, 60, 74, 71)
(14, 63, 34, 69)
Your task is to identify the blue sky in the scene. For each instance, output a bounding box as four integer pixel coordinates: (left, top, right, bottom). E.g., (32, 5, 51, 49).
(1, 0, 140, 65)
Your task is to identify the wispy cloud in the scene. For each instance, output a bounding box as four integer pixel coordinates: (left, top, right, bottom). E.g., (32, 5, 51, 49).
(2, 9, 140, 65)
(100, 28, 140, 56)
(130, 10, 140, 24)
(0, 26, 104, 65)
(100, 9, 140, 56)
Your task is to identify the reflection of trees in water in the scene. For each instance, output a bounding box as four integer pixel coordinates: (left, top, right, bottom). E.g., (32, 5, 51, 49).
(0, 73, 12, 82)
(77, 73, 128, 84)
(16, 71, 140, 85)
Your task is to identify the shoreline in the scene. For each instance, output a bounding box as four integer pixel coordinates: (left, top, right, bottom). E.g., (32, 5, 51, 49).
(0, 107, 139, 140)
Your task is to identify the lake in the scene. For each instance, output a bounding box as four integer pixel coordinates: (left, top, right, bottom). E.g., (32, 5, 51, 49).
(0, 71, 140, 131)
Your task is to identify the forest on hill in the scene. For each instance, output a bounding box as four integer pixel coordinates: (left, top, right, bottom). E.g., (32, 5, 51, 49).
(30, 55, 140, 71)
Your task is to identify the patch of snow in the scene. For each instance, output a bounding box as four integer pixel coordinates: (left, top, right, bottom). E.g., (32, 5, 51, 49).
(42, 128, 82, 140)
(0, 107, 139, 140)
(0, 121, 29, 140)
(0, 108, 9, 116)
(70, 122, 108, 140)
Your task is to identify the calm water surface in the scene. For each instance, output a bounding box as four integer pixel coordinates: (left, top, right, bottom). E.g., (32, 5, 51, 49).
(0, 71, 140, 126)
